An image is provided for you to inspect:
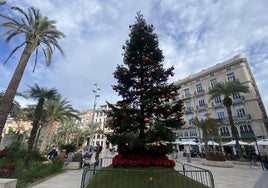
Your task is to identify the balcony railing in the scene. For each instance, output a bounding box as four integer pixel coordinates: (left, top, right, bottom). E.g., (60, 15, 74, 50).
(183, 94, 192, 99)
(232, 96, 245, 104)
(184, 106, 193, 113)
(196, 104, 207, 110)
(211, 101, 223, 107)
(217, 114, 251, 123)
(194, 89, 205, 96)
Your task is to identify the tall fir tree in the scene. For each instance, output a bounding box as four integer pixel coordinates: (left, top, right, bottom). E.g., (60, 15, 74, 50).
(107, 12, 184, 164)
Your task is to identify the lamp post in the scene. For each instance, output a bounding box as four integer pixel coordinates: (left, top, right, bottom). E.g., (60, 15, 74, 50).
(88, 83, 100, 147)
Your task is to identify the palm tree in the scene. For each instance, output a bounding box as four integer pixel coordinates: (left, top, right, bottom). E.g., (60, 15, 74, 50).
(24, 84, 58, 167)
(0, 6, 65, 142)
(209, 80, 249, 159)
(39, 95, 79, 153)
(192, 117, 219, 155)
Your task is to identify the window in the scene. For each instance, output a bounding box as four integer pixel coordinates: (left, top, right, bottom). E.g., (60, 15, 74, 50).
(178, 131, 183, 138)
(232, 92, 241, 100)
(216, 109, 225, 119)
(214, 95, 222, 104)
(184, 131, 189, 137)
(196, 83, 203, 93)
(185, 101, 192, 110)
(184, 88, 190, 98)
(220, 126, 230, 134)
(236, 106, 246, 117)
(198, 98, 206, 107)
(227, 72, 235, 81)
(210, 78, 217, 87)
(190, 130, 197, 137)
(186, 113, 193, 121)
(200, 111, 207, 120)
(240, 125, 253, 132)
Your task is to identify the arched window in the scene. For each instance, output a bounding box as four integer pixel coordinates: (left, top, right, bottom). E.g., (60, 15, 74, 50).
(240, 125, 253, 133)
(97, 134, 100, 139)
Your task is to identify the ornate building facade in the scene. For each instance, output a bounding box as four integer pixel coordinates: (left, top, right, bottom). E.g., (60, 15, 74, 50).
(174, 55, 268, 144)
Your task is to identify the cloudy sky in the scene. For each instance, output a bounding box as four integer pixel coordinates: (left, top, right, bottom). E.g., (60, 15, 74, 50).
(0, 0, 267, 112)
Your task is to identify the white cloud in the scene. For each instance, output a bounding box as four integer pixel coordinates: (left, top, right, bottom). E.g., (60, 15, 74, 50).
(1, 0, 268, 112)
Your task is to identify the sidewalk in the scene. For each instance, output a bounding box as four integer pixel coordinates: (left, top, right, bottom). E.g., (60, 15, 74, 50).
(30, 169, 83, 188)
(177, 157, 265, 188)
(30, 153, 266, 188)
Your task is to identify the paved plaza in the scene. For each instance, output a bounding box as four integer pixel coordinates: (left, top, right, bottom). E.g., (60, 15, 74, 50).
(30, 150, 267, 188)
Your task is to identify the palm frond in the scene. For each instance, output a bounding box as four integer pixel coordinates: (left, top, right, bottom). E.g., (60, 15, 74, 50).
(32, 48, 38, 72)
(3, 42, 26, 65)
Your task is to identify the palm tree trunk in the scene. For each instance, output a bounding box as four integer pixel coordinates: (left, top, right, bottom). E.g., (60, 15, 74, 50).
(34, 125, 43, 150)
(24, 98, 45, 167)
(226, 106, 243, 159)
(0, 45, 33, 142)
(40, 121, 56, 153)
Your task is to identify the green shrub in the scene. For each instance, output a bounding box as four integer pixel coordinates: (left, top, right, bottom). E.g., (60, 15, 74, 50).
(60, 143, 77, 153)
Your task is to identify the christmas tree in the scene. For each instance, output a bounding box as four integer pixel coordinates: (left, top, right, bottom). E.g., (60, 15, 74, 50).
(107, 12, 184, 167)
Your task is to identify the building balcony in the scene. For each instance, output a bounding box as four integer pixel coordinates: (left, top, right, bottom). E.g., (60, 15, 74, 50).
(196, 104, 207, 110)
(194, 89, 205, 96)
(217, 114, 251, 124)
(232, 96, 245, 104)
(211, 101, 223, 108)
(184, 106, 193, 113)
(182, 94, 192, 99)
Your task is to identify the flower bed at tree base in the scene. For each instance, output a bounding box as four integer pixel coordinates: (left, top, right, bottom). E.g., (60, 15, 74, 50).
(205, 152, 226, 161)
(201, 159, 233, 168)
(112, 154, 175, 168)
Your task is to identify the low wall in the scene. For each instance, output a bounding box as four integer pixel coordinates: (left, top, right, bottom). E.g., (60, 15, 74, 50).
(0, 178, 17, 188)
(201, 159, 233, 168)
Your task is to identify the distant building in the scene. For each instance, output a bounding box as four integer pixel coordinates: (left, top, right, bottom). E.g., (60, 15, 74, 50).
(78, 104, 112, 150)
(174, 55, 268, 146)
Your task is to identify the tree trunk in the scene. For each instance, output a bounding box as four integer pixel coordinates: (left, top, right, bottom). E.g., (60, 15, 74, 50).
(34, 125, 43, 151)
(226, 105, 243, 159)
(40, 120, 56, 153)
(0, 45, 33, 142)
(24, 98, 45, 167)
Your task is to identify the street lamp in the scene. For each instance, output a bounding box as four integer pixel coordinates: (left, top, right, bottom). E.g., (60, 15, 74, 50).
(88, 83, 100, 146)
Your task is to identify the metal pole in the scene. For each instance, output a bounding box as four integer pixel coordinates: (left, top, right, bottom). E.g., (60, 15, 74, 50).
(89, 84, 100, 147)
(254, 137, 264, 170)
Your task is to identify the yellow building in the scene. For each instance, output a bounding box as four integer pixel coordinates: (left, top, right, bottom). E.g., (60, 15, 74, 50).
(174, 55, 268, 144)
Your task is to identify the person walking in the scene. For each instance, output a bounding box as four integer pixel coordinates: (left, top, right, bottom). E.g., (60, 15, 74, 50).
(47, 148, 58, 160)
(73, 150, 83, 168)
(95, 143, 102, 162)
(57, 149, 67, 161)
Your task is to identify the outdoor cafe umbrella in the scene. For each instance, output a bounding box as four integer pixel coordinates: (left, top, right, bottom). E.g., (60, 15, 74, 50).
(181, 140, 198, 145)
(200, 140, 219, 146)
(251, 139, 268, 146)
(223, 140, 249, 146)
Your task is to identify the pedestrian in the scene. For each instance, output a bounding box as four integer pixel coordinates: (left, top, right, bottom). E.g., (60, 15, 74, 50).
(73, 150, 83, 168)
(95, 143, 102, 162)
(58, 149, 67, 161)
(47, 148, 58, 160)
(83, 152, 92, 167)
(67, 150, 74, 162)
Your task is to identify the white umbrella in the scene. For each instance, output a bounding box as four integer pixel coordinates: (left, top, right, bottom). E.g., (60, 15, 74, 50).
(223, 140, 249, 146)
(172, 139, 182, 144)
(252, 139, 268, 146)
(181, 140, 198, 145)
(200, 140, 219, 146)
